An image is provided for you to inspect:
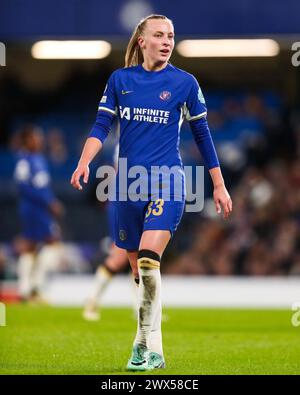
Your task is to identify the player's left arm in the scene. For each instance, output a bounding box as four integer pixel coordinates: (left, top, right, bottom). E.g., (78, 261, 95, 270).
(185, 75, 232, 219)
(209, 166, 232, 219)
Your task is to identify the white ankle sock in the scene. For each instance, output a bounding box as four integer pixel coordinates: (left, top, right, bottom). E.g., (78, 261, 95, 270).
(89, 266, 113, 302)
(18, 253, 35, 298)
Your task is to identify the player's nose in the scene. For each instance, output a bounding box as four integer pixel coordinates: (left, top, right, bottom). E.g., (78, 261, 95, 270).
(161, 36, 171, 46)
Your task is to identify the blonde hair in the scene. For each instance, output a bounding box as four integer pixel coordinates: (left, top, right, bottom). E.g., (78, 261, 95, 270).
(124, 14, 173, 68)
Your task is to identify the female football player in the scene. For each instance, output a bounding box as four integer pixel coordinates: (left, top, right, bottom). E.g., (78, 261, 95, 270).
(71, 14, 232, 371)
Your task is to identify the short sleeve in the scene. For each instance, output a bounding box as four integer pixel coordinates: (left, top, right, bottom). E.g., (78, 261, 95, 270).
(98, 72, 118, 116)
(184, 76, 207, 122)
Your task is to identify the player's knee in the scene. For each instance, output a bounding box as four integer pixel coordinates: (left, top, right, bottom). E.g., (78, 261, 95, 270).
(105, 256, 121, 272)
(98, 263, 117, 277)
(137, 249, 161, 270)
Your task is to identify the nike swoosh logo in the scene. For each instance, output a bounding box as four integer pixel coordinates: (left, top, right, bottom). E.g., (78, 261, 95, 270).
(121, 90, 134, 95)
(131, 360, 146, 365)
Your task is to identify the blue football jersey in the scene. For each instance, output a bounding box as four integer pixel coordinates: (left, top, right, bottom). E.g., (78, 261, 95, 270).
(14, 152, 57, 241)
(96, 63, 207, 171)
(14, 152, 55, 210)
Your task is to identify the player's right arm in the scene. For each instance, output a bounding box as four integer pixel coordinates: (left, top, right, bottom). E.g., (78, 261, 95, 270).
(71, 71, 118, 191)
(70, 137, 103, 190)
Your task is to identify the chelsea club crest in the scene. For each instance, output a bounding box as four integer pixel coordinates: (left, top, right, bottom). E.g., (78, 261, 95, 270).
(119, 230, 127, 241)
(159, 91, 171, 101)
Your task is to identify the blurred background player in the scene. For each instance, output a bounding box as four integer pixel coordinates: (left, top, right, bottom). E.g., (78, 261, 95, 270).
(14, 125, 64, 302)
(83, 143, 137, 321)
(83, 206, 129, 321)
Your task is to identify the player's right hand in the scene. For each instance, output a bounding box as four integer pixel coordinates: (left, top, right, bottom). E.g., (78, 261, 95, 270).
(70, 164, 90, 191)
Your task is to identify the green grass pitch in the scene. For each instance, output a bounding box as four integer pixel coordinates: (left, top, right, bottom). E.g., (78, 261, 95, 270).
(0, 305, 299, 375)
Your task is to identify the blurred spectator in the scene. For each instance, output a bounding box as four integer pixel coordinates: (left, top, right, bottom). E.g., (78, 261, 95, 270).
(165, 158, 300, 276)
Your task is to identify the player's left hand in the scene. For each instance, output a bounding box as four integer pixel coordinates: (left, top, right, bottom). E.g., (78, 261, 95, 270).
(213, 184, 232, 219)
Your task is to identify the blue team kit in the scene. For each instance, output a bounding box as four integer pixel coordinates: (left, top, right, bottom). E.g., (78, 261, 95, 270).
(90, 63, 219, 249)
(14, 152, 57, 242)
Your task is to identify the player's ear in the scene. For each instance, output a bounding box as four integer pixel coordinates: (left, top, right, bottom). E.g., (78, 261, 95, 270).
(137, 36, 145, 49)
